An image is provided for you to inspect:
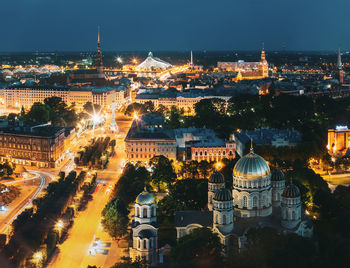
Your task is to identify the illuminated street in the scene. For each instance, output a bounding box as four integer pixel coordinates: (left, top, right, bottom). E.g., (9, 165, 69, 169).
(48, 113, 132, 268)
(0, 171, 53, 235)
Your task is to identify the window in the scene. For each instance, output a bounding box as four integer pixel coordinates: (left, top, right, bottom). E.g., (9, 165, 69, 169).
(253, 196, 257, 208)
(143, 208, 148, 218)
(143, 239, 147, 249)
(292, 211, 296, 220)
(243, 196, 248, 208)
(136, 207, 140, 216)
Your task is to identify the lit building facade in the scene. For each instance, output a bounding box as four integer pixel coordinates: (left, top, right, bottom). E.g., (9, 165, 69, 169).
(0, 121, 67, 168)
(125, 114, 177, 164)
(327, 126, 350, 156)
(0, 85, 119, 111)
(217, 46, 268, 80)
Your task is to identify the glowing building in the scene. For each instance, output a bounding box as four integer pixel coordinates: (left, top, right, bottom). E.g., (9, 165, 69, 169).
(217, 46, 268, 80)
(328, 126, 350, 155)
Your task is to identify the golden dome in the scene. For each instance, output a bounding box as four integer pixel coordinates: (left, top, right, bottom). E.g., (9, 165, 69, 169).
(233, 147, 270, 180)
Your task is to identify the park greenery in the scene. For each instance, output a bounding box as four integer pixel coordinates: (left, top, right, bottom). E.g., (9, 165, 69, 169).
(74, 137, 115, 168)
(0, 183, 20, 205)
(170, 227, 223, 268)
(101, 163, 149, 238)
(0, 162, 15, 179)
(127, 94, 350, 165)
(1, 171, 89, 267)
(15, 96, 79, 127)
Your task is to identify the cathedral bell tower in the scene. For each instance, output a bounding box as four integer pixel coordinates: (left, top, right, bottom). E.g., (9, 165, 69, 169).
(259, 43, 268, 78)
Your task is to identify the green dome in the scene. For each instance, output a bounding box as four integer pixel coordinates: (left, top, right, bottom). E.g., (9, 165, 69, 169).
(233, 149, 270, 179)
(271, 168, 285, 181)
(214, 188, 233, 201)
(136, 187, 155, 205)
(282, 184, 300, 198)
(209, 171, 225, 183)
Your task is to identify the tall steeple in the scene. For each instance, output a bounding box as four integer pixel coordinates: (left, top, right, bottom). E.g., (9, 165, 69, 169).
(337, 46, 344, 84)
(95, 26, 103, 72)
(260, 42, 266, 62)
(190, 50, 193, 66)
(337, 46, 342, 70)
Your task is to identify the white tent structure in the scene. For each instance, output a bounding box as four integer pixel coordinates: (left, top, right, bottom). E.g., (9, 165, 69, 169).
(136, 52, 172, 70)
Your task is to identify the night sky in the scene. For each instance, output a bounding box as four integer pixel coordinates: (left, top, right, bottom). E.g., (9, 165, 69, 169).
(1, 0, 349, 52)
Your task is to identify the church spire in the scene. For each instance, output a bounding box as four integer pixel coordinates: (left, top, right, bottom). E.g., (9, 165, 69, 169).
(95, 26, 103, 70)
(260, 42, 266, 62)
(190, 50, 193, 66)
(337, 46, 342, 70)
(250, 138, 254, 153)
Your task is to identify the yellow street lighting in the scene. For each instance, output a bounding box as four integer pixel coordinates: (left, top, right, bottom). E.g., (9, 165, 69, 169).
(133, 112, 139, 120)
(32, 251, 44, 268)
(55, 219, 64, 237)
(215, 161, 223, 170)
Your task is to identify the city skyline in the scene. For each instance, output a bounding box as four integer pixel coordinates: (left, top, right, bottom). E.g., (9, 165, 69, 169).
(1, 0, 350, 52)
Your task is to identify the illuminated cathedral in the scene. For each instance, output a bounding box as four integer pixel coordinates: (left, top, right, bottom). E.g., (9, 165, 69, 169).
(175, 144, 313, 251)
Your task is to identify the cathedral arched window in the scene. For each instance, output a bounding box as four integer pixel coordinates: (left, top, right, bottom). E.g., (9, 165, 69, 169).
(136, 207, 140, 217)
(138, 239, 140, 249)
(253, 196, 257, 208)
(262, 195, 266, 207)
(143, 239, 147, 249)
(143, 208, 148, 218)
(243, 196, 248, 208)
(292, 211, 296, 220)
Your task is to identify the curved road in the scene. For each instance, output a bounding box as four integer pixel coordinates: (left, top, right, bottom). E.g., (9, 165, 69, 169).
(0, 171, 53, 234)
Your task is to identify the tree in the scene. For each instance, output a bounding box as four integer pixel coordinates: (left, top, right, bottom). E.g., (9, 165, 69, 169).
(198, 160, 214, 179)
(101, 198, 129, 238)
(149, 155, 176, 191)
(44, 96, 67, 114)
(143, 101, 155, 113)
(170, 227, 223, 268)
(165, 106, 182, 129)
(7, 113, 17, 121)
(111, 256, 148, 268)
(226, 227, 317, 268)
(27, 102, 52, 123)
(83, 102, 101, 114)
(124, 103, 147, 116)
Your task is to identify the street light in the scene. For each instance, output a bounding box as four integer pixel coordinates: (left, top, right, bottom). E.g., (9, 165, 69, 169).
(55, 219, 64, 238)
(133, 112, 139, 120)
(32, 251, 43, 268)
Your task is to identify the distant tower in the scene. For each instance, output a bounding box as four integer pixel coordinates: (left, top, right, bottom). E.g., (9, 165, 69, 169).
(337, 47, 344, 84)
(259, 42, 269, 78)
(190, 50, 194, 66)
(109, 93, 118, 132)
(281, 183, 302, 229)
(96, 27, 104, 74)
(208, 171, 225, 211)
(213, 188, 234, 234)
